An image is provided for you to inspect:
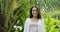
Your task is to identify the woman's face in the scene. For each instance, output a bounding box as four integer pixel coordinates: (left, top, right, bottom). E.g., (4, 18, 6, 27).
(32, 7, 38, 18)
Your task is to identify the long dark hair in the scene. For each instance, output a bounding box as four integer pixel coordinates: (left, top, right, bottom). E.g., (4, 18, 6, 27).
(30, 6, 41, 19)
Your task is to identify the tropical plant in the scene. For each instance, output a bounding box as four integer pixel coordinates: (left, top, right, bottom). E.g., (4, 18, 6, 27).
(0, 0, 60, 32)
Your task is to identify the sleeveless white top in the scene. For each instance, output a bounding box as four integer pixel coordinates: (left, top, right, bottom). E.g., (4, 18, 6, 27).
(24, 18, 45, 32)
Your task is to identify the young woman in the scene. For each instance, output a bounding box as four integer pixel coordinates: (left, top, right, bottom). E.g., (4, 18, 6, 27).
(24, 6, 45, 32)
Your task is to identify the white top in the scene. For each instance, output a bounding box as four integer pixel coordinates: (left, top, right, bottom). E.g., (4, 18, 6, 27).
(24, 18, 45, 32)
(29, 20, 38, 32)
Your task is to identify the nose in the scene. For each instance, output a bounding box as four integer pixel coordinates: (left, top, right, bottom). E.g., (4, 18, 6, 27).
(34, 10, 37, 13)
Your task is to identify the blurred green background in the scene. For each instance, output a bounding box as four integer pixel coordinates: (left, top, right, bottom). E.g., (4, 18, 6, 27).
(0, 0, 60, 32)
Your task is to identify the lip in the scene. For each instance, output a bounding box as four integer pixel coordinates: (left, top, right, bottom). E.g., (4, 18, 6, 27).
(33, 13, 37, 14)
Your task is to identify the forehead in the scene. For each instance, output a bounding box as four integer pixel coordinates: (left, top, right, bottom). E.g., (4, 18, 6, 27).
(32, 7, 37, 10)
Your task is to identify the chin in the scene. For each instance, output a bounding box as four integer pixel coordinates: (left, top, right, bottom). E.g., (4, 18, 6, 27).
(33, 15, 37, 17)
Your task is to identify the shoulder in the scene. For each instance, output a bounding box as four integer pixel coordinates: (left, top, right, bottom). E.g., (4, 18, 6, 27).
(39, 19, 44, 23)
(25, 18, 30, 22)
(39, 19, 44, 21)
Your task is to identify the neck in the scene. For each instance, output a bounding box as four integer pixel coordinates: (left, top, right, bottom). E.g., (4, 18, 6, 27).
(32, 17, 38, 19)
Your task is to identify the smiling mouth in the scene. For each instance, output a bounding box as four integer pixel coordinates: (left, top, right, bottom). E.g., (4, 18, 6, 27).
(33, 13, 37, 14)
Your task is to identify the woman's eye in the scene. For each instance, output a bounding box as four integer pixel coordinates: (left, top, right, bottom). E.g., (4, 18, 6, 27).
(36, 10, 38, 11)
(32, 10, 35, 11)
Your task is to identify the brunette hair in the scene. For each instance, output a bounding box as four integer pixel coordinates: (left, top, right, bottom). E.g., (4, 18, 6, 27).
(30, 6, 41, 19)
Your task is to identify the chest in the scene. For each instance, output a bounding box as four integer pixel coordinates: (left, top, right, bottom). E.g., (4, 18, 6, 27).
(29, 21, 38, 32)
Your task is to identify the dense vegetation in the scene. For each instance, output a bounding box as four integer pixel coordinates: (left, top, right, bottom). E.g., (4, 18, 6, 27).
(0, 0, 60, 32)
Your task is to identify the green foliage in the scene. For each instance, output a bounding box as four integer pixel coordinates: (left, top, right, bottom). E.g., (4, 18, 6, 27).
(0, 0, 60, 32)
(44, 16, 60, 32)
